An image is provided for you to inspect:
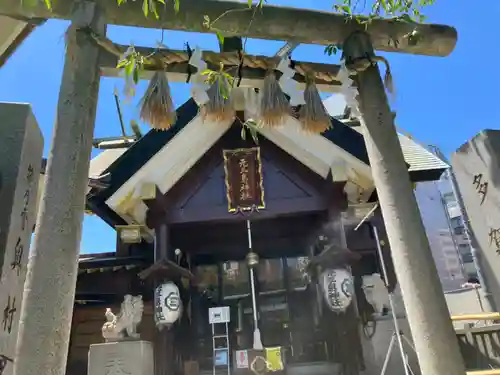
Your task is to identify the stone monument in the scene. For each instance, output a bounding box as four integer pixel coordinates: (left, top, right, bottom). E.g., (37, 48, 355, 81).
(88, 294, 153, 375)
(0, 103, 43, 375)
(451, 130, 500, 311)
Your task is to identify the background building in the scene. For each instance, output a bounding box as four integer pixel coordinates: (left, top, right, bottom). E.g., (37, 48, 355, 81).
(324, 96, 478, 291)
(439, 175, 478, 281)
(414, 180, 466, 291)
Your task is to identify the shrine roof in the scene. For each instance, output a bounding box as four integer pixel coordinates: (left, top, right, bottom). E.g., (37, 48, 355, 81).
(84, 97, 448, 231)
(0, 16, 43, 68)
(78, 252, 150, 273)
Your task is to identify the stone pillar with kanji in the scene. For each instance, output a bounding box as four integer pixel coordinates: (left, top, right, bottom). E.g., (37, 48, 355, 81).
(0, 103, 44, 375)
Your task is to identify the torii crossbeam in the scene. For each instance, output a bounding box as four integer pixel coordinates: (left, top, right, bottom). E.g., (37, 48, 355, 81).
(0, 0, 457, 56)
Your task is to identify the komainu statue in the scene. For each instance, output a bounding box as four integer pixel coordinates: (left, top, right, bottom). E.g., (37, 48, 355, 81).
(102, 294, 144, 342)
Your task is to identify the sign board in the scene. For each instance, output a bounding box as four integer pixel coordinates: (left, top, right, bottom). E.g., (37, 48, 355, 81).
(0, 103, 43, 375)
(236, 350, 249, 369)
(209, 306, 230, 324)
(265, 347, 284, 372)
(214, 349, 229, 366)
(319, 268, 354, 313)
(451, 130, 500, 308)
(223, 147, 265, 213)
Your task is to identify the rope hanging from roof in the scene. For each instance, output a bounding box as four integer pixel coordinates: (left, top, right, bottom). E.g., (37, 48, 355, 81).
(86, 30, 358, 133)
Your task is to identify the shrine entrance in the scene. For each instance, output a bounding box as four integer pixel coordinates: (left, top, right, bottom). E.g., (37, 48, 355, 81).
(192, 254, 334, 372)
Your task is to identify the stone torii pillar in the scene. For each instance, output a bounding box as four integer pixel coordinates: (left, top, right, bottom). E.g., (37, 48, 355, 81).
(343, 32, 466, 375)
(13, 2, 105, 375)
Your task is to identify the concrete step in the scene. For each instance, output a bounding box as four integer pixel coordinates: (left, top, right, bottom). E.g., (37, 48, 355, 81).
(200, 362, 341, 375)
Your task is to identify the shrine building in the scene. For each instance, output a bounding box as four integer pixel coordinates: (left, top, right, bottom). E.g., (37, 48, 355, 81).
(68, 95, 448, 375)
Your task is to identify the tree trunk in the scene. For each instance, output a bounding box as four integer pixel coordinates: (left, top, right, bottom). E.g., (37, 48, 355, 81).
(13, 3, 104, 375)
(342, 32, 466, 375)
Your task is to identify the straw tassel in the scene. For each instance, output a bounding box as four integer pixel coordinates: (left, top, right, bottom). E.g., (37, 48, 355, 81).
(139, 70, 176, 131)
(299, 76, 331, 133)
(373, 56, 394, 97)
(259, 70, 292, 128)
(200, 75, 235, 123)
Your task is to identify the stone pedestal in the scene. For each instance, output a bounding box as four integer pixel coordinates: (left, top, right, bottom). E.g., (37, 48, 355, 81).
(88, 341, 154, 375)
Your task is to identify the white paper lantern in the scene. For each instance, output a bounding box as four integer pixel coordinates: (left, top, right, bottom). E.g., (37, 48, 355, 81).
(155, 282, 183, 327)
(319, 268, 354, 313)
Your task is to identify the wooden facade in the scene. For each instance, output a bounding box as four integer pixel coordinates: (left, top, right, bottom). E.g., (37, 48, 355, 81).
(73, 103, 447, 375)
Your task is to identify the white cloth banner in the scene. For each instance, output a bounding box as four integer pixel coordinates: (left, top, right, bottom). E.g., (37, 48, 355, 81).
(276, 56, 305, 106)
(337, 60, 361, 118)
(188, 47, 210, 106)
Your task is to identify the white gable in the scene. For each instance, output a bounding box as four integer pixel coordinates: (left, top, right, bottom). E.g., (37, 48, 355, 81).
(104, 114, 374, 228)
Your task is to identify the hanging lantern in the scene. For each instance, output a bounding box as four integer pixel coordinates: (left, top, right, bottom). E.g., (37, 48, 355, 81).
(154, 282, 183, 328)
(319, 268, 354, 313)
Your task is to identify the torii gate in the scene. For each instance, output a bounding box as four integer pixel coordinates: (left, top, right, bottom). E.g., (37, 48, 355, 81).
(0, 1, 462, 375)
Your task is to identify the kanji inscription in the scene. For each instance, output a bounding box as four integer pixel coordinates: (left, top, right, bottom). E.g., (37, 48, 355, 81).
(0, 103, 44, 375)
(223, 147, 265, 213)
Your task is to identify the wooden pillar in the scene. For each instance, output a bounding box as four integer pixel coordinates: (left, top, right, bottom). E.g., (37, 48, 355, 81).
(13, 3, 104, 375)
(324, 204, 364, 375)
(154, 222, 176, 375)
(342, 31, 466, 375)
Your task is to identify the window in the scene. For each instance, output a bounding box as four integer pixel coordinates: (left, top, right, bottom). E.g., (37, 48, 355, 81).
(222, 261, 250, 297)
(450, 217, 462, 228)
(195, 265, 219, 298)
(257, 258, 285, 292)
(286, 257, 309, 290)
(461, 253, 473, 263)
(458, 244, 470, 255)
(443, 192, 456, 204)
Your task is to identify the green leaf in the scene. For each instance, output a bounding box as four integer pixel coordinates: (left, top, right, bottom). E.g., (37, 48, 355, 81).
(117, 58, 129, 69)
(133, 65, 140, 84)
(44, 0, 52, 10)
(216, 31, 225, 46)
(341, 5, 351, 14)
(173, 0, 180, 13)
(124, 61, 134, 78)
(117, 0, 126, 5)
(247, 0, 252, 8)
(241, 126, 247, 140)
(249, 127, 259, 144)
(200, 69, 214, 76)
(157, 0, 165, 4)
(142, 0, 149, 17)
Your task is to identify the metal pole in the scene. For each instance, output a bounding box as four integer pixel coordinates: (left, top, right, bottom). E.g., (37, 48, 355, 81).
(246, 220, 263, 350)
(380, 334, 396, 375)
(372, 224, 410, 375)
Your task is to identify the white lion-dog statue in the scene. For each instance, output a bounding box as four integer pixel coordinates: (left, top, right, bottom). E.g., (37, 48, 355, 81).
(102, 294, 144, 342)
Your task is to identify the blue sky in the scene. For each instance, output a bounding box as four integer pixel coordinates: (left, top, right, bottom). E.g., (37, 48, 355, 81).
(1, 1, 498, 254)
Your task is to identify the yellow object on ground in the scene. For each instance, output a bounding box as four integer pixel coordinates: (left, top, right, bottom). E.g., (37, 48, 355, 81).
(265, 347, 284, 372)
